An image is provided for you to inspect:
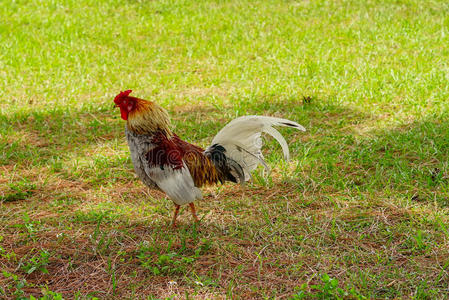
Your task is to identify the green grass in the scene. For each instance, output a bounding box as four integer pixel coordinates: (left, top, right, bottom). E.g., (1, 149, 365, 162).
(1, 0, 449, 298)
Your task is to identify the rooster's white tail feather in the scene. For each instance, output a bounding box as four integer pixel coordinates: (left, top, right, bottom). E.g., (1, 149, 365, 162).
(207, 116, 305, 182)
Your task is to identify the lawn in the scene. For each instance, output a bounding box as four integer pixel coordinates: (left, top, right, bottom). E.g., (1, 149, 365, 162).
(1, 0, 449, 298)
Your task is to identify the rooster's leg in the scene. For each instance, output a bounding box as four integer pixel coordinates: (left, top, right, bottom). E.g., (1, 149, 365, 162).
(172, 204, 181, 228)
(189, 203, 199, 223)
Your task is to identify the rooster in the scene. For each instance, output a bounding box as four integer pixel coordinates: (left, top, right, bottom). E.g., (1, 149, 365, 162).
(114, 90, 305, 227)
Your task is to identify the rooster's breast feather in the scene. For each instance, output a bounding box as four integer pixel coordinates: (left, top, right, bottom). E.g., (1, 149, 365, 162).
(125, 126, 158, 189)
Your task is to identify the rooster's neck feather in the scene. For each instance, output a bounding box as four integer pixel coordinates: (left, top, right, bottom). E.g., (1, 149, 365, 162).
(126, 97, 172, 136)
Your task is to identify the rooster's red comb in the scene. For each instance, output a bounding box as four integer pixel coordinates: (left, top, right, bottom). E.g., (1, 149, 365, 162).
(114, 90, 133, 104)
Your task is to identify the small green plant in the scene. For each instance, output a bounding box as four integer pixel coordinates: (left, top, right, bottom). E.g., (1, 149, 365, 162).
(29, 287, 64, 300)
(13, 213, 43, 242)
(20, 249, 51, 275)
(73, 291, 100, 300)
(1, 271, 28, 299)
(137, 239, 211, 276)
(291, 274, 366, 300)
(138, 250, 195, 275)
(0, 236, 18, 262)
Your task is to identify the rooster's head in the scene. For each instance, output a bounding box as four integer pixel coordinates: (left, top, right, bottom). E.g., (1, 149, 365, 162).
(114, 90, 136, 120)
(113, 90, 172, 136)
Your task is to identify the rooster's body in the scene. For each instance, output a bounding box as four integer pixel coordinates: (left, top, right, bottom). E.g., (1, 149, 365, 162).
(114, 90, 305, 226)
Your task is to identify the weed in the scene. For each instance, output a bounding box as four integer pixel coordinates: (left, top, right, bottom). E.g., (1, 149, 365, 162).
(1, 271, 28, 299)
(13, 213, 43, 242)
(138, 248, 194, 276)
(30, 288, 64, 300)
(20, 249, 51, 275)
(137, 238, 211, 276)
(292, 274, 366, 300)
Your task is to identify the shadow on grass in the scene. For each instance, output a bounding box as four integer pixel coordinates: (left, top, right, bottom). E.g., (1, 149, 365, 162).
(0, 105, 122, 166)
(0, 96, 367, 168)
(2, 96, 448, 204)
